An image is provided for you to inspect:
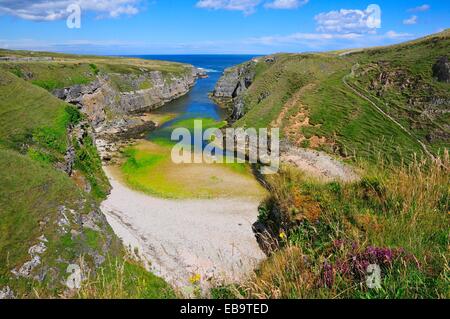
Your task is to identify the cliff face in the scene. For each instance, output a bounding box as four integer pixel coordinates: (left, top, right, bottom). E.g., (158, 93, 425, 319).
(54, 68, 199, 128)
(212, 61, 257, 121)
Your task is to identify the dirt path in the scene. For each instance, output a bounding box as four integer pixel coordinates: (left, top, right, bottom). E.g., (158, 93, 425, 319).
(343, 65, 433, 158)
(100, 167, 265, 292)
(281, 145, 359, 182)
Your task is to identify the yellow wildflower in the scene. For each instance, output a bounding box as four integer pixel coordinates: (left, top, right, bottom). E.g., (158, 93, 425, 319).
(189, 273, 201, 284)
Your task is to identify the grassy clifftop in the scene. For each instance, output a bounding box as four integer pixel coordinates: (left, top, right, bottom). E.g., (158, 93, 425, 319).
(233, 30, 450, 163)
(0, 49, 192, 91)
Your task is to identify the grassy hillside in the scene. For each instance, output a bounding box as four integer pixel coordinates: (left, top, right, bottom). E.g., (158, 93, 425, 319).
(0, 69, 109, 199)
(212, 154, 449, 299)
(0, 54, 177, 298)
(209, 31, 450, 299)
(234, 30, 450, 163)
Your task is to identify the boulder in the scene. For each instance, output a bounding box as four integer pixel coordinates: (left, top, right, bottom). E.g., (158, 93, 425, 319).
(432, 56, 450, 83)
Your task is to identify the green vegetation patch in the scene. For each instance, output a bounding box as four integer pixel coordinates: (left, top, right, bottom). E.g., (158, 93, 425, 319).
(0, 70, 69, 152)
(301, 71, 423, 162)
(79, 258, 176, 299)
(73, 135, 110, 200)
(220, 155, 449, 299)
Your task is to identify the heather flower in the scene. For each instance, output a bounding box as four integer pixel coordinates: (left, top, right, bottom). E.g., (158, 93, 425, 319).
(321, 261, 334, 288)
(320, 244, 417, 288)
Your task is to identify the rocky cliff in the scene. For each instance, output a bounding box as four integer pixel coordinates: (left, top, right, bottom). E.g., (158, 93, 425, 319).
(211, 60, 257, 121)
(54, 68, 199, 127)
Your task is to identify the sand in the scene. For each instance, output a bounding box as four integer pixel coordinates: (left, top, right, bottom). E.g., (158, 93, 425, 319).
(101, 167, 266, 290)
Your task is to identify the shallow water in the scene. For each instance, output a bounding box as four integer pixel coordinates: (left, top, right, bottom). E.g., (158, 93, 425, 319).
(118, 55, 265, 199)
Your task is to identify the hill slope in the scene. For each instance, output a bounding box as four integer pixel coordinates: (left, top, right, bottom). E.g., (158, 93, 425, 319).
(0, 52, 193, 298)
(213, 30, 450, 163)
(211, 31, 449, 299)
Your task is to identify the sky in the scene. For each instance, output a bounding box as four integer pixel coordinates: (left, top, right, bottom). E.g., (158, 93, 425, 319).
(0, 0, 448, 54)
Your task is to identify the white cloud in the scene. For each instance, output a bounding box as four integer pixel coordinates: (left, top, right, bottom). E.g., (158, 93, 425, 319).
(195, 0, 262, 14)
(315, 4, 382, 34)
(403, 15, 418, 25)
(195, 0, 308, 14)
(0, 30, 417, 54)
(384, 30, 412, 39)
(264, 0, 308, 10)
(0, 0, 142, 21)
(247, 30, 413, 48)
(408, 4, 430, 13)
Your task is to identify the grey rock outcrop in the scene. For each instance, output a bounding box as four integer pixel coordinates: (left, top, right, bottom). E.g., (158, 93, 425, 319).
(11, 237, 47, 281)
(53, 67, 198, 128)
(213, 62, 256, 99)
(117, 70, 196, 114)
(212, 61, 256, 121)
(433, 56, 450, 83)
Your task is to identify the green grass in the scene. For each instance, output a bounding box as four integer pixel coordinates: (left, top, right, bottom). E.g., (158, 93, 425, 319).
(0, 70, 69, 152)
(300, 71, 423, 162)
(346, 34, 450, 155)
(0, 148, 91, 296)
(0, 62, 93, 90)
(218, 155, 449, 299)
(73, 135, 110, 200)
(234, 54, 349, 129)
(0, 50, 192, 92)
(0, 69, 109, 200)
(79, 257, 176, 299)
(234, 31, 450, 164)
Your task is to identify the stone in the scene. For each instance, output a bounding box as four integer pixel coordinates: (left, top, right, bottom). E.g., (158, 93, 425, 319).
(12, 256, 41, 278)
(433, 56, 450, 83)
(0, 286, 15, 299)
(29, 241, 47, 256)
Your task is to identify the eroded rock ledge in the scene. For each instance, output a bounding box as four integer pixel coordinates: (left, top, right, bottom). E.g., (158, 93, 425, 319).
(211, 60, 257, 121)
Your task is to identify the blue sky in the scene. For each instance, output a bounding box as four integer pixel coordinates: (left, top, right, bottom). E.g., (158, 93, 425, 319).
(0, 0, 448, 54)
